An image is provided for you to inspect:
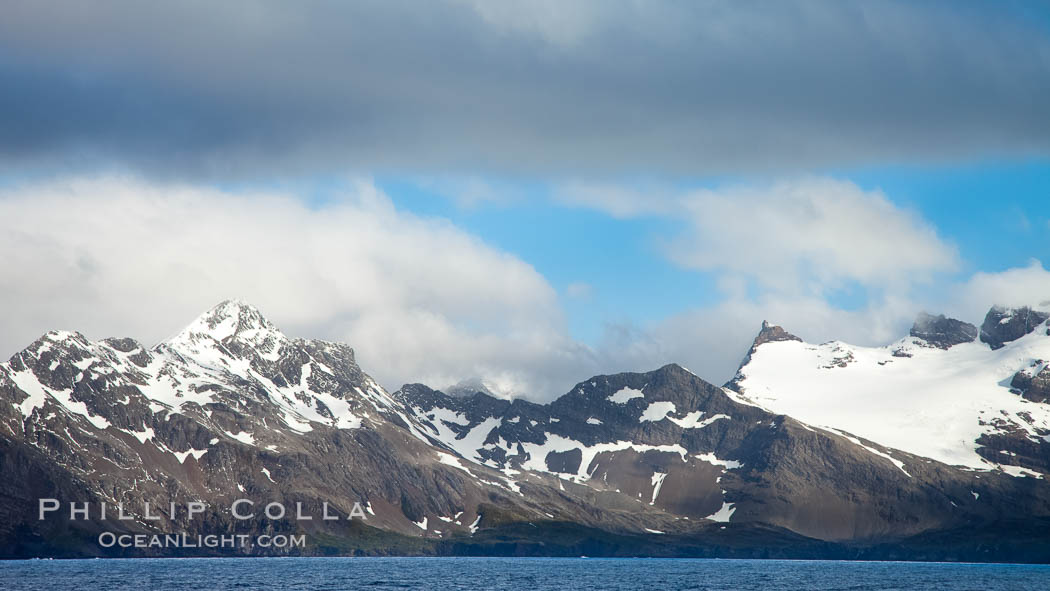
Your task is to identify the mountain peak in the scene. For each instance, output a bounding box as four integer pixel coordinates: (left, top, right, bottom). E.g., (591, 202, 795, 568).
(979, 305, 1050, 350)
(733, 321, 803, 375)
(181, 300, 276, 337)
(909, 312, 977, 349)
(165, 300, 287, 359)
(754, 321, 802, 347)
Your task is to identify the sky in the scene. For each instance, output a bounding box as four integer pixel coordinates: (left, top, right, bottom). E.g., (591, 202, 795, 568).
(1, 1, 1049, 400)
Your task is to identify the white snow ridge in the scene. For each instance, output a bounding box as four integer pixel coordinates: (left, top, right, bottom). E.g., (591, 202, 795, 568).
(735, 315, 1050, 472)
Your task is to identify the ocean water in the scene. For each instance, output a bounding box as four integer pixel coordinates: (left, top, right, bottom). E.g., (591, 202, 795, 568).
(1, 557, 1047, 590)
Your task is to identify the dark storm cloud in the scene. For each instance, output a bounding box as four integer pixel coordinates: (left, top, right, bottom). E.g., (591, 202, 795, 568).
(1, 0, 1048, 178)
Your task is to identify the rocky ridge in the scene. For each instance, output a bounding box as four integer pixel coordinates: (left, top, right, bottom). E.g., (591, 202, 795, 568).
(1, 301, 1050, 561)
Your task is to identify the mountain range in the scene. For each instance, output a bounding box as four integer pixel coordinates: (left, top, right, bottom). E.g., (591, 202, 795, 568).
(2, 300, 1050, 561)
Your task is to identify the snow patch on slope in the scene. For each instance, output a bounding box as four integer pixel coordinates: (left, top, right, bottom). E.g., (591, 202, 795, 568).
(608, 387, 644, 404)
(9, 368, 110, 429)
(669, 411, 730, 429)
(224, 430, 256, 446)
(650, 471, 667, 504)
(639, 401, 676, 422)
(694, 452, 743, 470)
(705, 501, 736, 523)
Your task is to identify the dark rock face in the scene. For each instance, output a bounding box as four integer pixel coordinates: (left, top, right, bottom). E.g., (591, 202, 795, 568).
(980, 306, 1050, 350)
(401, 362, 1050, 545)
(754, 321, 803, 346)
(910, 312, 977, 349)
(1011, 363, 1050, 404)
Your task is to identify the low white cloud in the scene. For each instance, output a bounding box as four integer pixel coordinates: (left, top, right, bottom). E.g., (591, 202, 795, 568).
(557, 177, 959, 296)
(670, 178, 959, 294)
(0, 175, 594, 399)
(948, 259, 1050, 322)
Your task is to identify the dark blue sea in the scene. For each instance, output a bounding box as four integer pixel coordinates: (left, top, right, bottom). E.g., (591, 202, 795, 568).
(1, 557, 1047, 590)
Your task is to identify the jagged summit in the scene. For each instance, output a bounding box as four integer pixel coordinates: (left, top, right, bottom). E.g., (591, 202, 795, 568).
(909, 312, 977, 349)
(164, 299, 289, 362)
(754, 320, 802, 346)
(735, 321, 802, 372)
(170, 299, 281, 342)
(980, 305, 1050, 350)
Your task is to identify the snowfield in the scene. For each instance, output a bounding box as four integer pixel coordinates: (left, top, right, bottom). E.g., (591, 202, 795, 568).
(735, 323, 1050, 471)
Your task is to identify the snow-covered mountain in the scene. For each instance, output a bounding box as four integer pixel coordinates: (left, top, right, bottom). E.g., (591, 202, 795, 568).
(731, 307, 1050, 474)
(2, 301, 1050, 561)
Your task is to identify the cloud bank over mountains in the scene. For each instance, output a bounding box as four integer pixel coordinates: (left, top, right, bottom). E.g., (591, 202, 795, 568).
(2, 2, 1048, 398)
(3, 175, 1049, 400)
(0, 176, 592, 398)
(1, 0, 1048, 178)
